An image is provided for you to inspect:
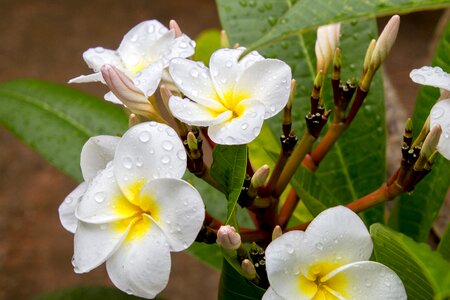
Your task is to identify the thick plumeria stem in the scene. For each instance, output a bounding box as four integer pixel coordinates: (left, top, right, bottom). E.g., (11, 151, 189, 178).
(277, 188, 299, 229)
(240, 229, 270, 243)
(274, 132, 316, 197)
(308, 122, 346, 170)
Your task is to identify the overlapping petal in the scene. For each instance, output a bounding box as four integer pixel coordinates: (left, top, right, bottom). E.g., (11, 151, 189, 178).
(208, 99, 265, 145)
(409, 66, 450, 91)
(106, 215, 171, 298)
(429, 99, 450, 159)
(80, 135, 120, 182)
(76, 163, 141, 224)
(138, 178, 204, 251)
(82, 48, 122, 72)
(113, 122, 186, 202)
(323, 261, 407, 299)
(165, 34, 195, 61)
(234, 59, 291, 118)
(68, 72, 105, 84)
(73, 218, 133, 273)
(58, 182, 87, 233)
(262, 287, 285, 300)
(133, 62, 164, 97)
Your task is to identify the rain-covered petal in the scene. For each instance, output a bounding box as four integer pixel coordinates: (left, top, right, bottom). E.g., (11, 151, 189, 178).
(322, 261, 407, 299)
(262, 287, 286, 300)
(409, 66, 450, 91)
(169, 58, 224, 111)
(169, 96, 232, 127)
(429, 98, 450, 160)
(207, 99, 265, 145)
(82, 47, 122, 72)
(80, 135, 120, 182)
(137, 178, 204, 251)
(234, 59, 291, 118)
(117, 20, 168, 71)
(59, 182, 87, 233)
(76, 163, 141, 224)
(164, 34, 195, 61)
(265, 231, 313, 300)
(133, 62, 163, 98)
(113, 122, 186, 203)
(73, 218, 133, 273)
(106, 215, 171, 299)
(68, 72, 105, 84)
(297, 206, 373, 278)
(209, 48, 264, 99)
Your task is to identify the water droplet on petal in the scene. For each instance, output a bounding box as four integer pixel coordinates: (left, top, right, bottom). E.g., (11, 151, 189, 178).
(315, 242, 324, 250)
(411, 73, 426, 84)
(149, 121, 158, 127)
(241, 123, 249, 130)
(65, 197, 73, 204)
(94, 47, 104, 53)
(225, 60, 233, 68)
(139, 131, 151, 143)
(161, 155, 170, 164)
(135, 156, 144, 167)
(162, 140, 174, 151)
(190, 69, 199, 78)
(122, 156, 133, 169)
(177, 150, 187, 161)
(94, 192, 106, 203)
(131, 34, 138, 42)
(252, 127, 261, 137)
(431, 106, 445, 119)
(179, 42, 188, 49)
(148, 24, 155, 33)
(149, 148, 155, 154)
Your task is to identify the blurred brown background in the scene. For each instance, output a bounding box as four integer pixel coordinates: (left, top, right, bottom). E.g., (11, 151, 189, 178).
(0, 1, 448, 299)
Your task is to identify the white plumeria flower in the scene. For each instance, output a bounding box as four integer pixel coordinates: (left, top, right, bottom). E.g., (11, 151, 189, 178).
(168, 47, 292, 145)
(410, 66, 450, 160)
(58, 122, 204, 299)
(315, 23, 340, 72)
(69, 20, 195, 103)
(263, 206, 406, 300)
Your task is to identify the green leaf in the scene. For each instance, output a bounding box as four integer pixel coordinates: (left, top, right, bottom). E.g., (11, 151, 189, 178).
(218, 259, 265, 300)
(371, 223, 450, 299)
(241, 0, 450, 54)
(389, 20, 450, 242)
(0, 80, 128, 181)
(217, 0, 385, 224)
(34, 286, 147, 300)
(211, 144, 248, 226)
(437, 223, 450, 262)
(193, 29, 222, 66)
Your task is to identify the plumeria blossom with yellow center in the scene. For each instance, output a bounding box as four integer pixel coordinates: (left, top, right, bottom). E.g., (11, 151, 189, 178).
(58, 122, 204, 299)
(69, 20, 195, 104)
(263, 206, 406, 300)
(410, 66, 450, 160)
(168, 47, 292, 145)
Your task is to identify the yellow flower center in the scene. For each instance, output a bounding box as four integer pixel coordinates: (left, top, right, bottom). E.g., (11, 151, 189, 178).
(214, 90, 250, 119)
(113, 180, 160, 242)
(298, 262, 348, 299)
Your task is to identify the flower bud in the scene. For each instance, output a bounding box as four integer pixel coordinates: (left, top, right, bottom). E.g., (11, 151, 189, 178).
(315, 23, 340, 73)
(101, 64, 155, 118)
(241, 259, 257, 280)
(422, 124, 442, 159)
(363, 39, 376, 74)
(216, 225, 241, 250)
(272, 225, 283, 240)
(370, 15, 400, 70)
(251, 165, 270, 189)
(128, 113, 140, 127)
(220, 30, 230, 48)
(169, 19, 182, 37)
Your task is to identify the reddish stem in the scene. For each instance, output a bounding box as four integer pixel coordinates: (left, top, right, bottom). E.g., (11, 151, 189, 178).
(278, 188, 300, 229)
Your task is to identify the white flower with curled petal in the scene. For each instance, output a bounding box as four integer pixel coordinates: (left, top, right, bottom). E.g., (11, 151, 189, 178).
(410, 66, 450, 160)
(69, 20, 195, 103)
(58, 122, 204, 299)
(168, 47, 292, 145)
(263, 206, 406, 300)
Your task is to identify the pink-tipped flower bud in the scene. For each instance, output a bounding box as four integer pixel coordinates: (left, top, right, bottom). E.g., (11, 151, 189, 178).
(241, 259, 257, 280)
(101, 64, 154, 118)
(315, 23, 341, 73)
(216, 225, 241, 250)
(371, 15, 400, 69)
(169, 20, 183, 37)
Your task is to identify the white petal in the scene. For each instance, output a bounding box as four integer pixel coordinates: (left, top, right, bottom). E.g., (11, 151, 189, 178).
(262, 287, 286, 300)
(106, 215, 171, 299)
(133, 62, 163, 98)
(209, 48, 264, 99)
(410, 66, 450, 91)
(113, 122, 186, 203)
(76, 163, 141, 224)
(169, 58, 225, 111)
(429, 98, 450, 160)
(80, 135, 121, 182)
(169, 95, 232, 127)
(144, 29, 176, 67)
(265, 231, 313, 300)
(104, 91, 124, 104)
(164, 34, 196, 61)
(69, 72, 105, 84)
(59, 182, 87, 233)
(298, 206, 373, 277)
(234, 59, 292, 118)
(323, 261, 407, 300)
(73, 218, 132, 273)
(82, 48, 122, 72)
(207, 99, 265, 145)
(138, 178, 204, 251)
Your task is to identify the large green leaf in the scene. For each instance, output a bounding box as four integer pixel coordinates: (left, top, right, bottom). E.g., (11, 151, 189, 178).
(0, 80, 128, 181)
(241, 0, 450, 53)
(389, 20, 450, 242)
(218, 259, 265, 300)
(217, 0, 385, 224)
(211, 144, 248, 226)
(371, 224, 450, 300)
(437, 223, 450, 261)
(34, 286, 146, 300)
